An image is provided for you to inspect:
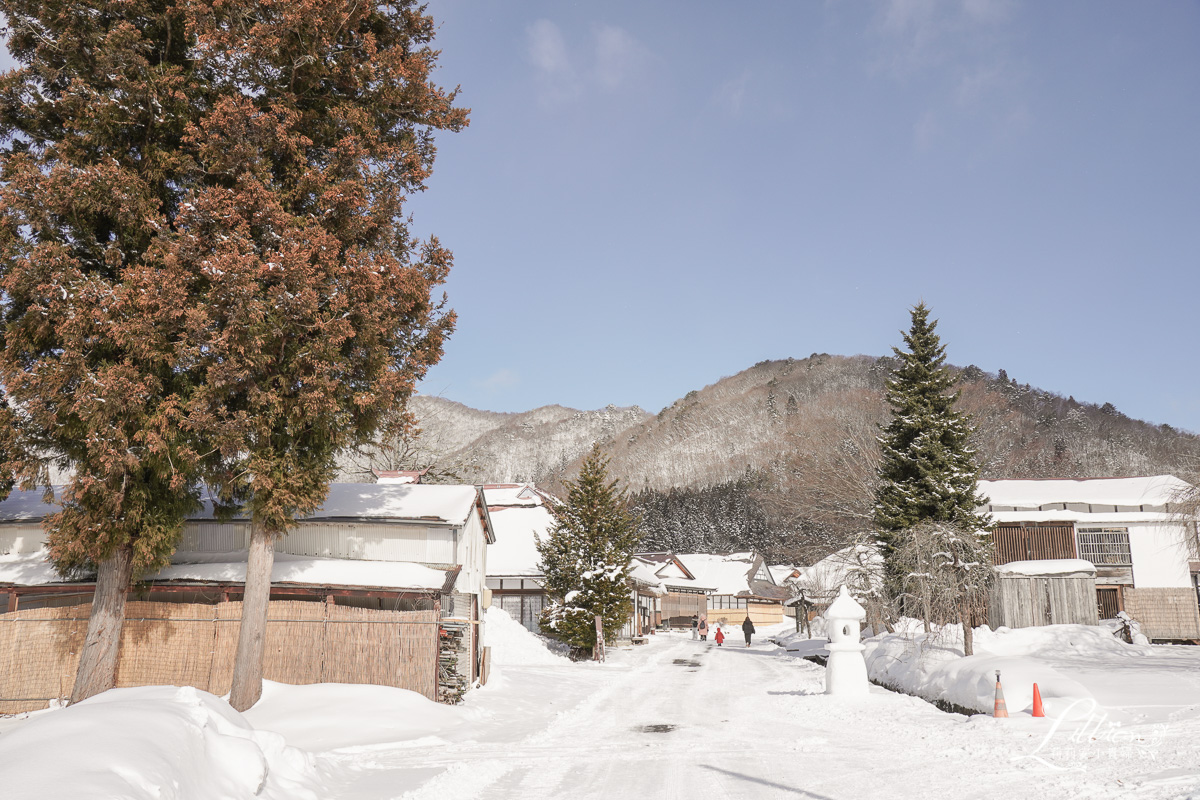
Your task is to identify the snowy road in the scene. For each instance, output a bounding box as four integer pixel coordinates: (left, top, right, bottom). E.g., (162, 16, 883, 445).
(313, 630, 1200, 800)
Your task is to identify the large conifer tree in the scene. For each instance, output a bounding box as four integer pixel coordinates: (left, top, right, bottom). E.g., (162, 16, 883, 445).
(0, 0, 206, 701)
(538, 446, 639, 656)
(874, 303, 989, 559)
(0, 0, 465, 708)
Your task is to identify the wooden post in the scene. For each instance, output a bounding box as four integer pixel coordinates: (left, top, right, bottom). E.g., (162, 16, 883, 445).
(7, 589, 17, 614)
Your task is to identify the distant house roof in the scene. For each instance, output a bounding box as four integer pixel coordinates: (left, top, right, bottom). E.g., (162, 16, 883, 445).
(482, 484, 554, 509)
(372, 468, 429, 484)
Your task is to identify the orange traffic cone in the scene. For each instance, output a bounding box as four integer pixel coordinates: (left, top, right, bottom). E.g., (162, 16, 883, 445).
(1032, 683, 1045, 718)
(993, 670, 1009, 718)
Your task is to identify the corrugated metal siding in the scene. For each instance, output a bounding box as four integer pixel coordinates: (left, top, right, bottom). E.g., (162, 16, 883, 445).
(279, 523, 456, 563)
(0, 525, 47, 555)
(180, 522, 251, 552)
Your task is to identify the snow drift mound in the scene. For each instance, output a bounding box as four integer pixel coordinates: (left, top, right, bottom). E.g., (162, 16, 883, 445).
(245, 680, 473, 752)
(0, 685, 321, 800)
(864, 622, 1154, 718)
(485, 606, 569, 666)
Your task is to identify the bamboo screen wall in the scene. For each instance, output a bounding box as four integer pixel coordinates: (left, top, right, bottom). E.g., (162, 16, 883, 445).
(0, 600, 439, 714)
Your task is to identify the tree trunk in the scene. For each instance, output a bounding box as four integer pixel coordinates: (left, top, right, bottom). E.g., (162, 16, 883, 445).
(71, 544, 134, 704)
(959, 596, 974, 656)
(229, 521, 275, 711)
(921, 588, 932, 634)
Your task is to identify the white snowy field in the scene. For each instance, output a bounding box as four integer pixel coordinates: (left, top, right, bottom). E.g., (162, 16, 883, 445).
(2, 611, 1199, 799)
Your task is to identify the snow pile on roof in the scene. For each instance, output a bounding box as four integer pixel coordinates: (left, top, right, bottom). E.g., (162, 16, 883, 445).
(243, 680, 471, 752)
(152, 552, 452, 590)
(0, 489, 62, 522)
(995, 559, 1096, 576)
(627, 559, 667, 596)
(484, 607, 569, 666)
(979, 475, 1191, 508)
(0, 685, 321, 799)
(864, 621, 1153, 718)
(0, 550, 454, 590)
(485, 505, 553, 577)
(768, 564, 800, 584)
(0, 484, 482, 526)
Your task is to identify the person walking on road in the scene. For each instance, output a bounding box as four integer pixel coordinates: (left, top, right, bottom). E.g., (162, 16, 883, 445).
(714, 626, 725, 647)
(742, 615, 756, 647)
(690, 614, 698, 640)
(698, 616, 709, 641)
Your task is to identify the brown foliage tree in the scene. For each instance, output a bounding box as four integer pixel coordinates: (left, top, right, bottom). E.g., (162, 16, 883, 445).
(172, 0, 467, 710)
(0, 0, 206, 701)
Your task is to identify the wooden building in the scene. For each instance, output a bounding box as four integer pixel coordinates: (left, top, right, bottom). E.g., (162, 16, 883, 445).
(980, 476, 1200, 642)
(635, 551, 788, 627)
(0, 483, 495, 708)
(482, 484, 556, 632)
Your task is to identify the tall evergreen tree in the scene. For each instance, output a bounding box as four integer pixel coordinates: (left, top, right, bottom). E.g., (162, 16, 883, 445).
(538, 446, 639, 656)
(0, 0, 206, 701)
(874, 303, 990, 560)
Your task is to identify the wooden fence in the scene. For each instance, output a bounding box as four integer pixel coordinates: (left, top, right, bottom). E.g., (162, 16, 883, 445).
(988, 574, 1099, 629)
(0, 600, 439, 714)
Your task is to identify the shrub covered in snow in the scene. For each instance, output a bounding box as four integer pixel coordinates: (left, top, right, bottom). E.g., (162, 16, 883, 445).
(863, 621, 1154, 717)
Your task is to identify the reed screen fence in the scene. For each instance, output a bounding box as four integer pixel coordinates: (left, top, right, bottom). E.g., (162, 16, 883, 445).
(0, 600, 439, 714)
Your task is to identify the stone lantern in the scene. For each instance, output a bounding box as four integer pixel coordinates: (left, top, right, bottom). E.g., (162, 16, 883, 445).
(825, 585, 869, 696)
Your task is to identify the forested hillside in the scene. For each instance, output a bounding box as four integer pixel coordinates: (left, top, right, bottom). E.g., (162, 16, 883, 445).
(356, 355, 1200, 562)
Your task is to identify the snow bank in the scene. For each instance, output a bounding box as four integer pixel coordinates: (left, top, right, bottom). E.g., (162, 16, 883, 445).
(0, 686, 321, 800)
(245, 680, 471, 752)
(864, 622, 1153, 718)
(485, 607, 569, 666)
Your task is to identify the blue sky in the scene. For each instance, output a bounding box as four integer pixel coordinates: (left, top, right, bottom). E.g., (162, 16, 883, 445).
(3, 2, 1196, 432)
(408, 1, 1200, 433)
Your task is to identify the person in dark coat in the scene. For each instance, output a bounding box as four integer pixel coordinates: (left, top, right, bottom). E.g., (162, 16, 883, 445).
(742, 615, 756, 647)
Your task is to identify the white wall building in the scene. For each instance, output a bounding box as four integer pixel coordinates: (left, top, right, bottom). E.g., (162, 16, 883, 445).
(980, 475, 1200, 640)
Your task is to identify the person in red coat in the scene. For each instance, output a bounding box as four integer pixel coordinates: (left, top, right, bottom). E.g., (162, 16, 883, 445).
(714, 627, 725, 647)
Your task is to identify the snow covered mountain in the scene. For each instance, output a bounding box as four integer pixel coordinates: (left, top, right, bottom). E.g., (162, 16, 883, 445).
(405, 355, 1200, 492)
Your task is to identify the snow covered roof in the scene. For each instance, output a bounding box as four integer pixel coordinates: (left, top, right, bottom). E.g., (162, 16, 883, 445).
(627, 559, 667, 596)
(0, 484, 485, 528)
(978, 475, 1192, 511)
(485, 505, 554, 577)
(0, 550, 455, 591)
(672, 553, 774, 597)
(0, 489, 62, 522)
(769, 565, 801, 584)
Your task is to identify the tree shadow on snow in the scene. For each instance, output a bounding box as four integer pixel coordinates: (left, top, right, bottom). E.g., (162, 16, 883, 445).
(699, 765, 836, 799)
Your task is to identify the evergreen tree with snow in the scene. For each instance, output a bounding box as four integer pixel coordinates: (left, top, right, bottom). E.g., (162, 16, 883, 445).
(874, 304, 990, 564)
(538, 446, 639, 655)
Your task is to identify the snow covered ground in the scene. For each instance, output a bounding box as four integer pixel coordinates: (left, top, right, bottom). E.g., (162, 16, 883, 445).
(2, 611, 1199, 798)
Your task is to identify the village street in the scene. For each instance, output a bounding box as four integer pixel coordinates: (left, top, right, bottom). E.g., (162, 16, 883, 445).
(294, 627, 1198, 800)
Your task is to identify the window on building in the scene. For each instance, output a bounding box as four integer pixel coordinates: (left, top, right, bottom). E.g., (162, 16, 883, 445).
(1076, 527, 1132, 566)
